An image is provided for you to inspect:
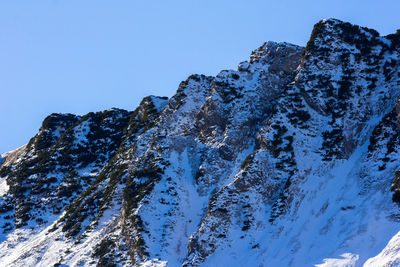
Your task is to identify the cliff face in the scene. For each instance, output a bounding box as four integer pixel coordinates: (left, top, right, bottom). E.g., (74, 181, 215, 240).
(0, 19, 400, 267)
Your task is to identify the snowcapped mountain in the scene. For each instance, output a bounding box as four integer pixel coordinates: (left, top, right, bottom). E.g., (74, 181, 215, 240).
(0, 18, 400, 266)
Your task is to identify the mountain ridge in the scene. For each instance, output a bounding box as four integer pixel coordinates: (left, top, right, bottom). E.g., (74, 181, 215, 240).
(1, 18, 400, 266)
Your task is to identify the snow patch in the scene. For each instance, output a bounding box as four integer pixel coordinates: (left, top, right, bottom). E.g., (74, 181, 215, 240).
(316, 253, 359, 267)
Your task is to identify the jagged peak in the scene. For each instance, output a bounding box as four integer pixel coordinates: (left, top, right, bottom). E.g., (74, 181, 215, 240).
(319, 18, 351, 26)
(316, 18, 380, 36)
(166, 74, 213, 112)
(40, 113, 80, 131)
(304, 18, 381, 53)
(141, 95, 169, 112)
(40, 108, 129, 131)
(385, 29, 400, 49)
(104, 107, 128, 113)
(249, 41, 303, 64)
(177, 74, 213, 91)
(91, 107, 130, 116)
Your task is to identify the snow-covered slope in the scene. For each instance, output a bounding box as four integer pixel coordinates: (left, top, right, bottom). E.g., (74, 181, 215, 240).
(0, 19, 400, 267)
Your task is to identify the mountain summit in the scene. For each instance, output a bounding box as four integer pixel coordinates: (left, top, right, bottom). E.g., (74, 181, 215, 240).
(1, 19, 400, 266)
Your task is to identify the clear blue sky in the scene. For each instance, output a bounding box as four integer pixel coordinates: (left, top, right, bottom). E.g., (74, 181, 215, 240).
(0, 1, 399, 153)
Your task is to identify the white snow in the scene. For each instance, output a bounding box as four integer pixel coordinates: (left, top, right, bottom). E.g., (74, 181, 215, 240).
(316, 253, 360, 267)
(0, 177, 9, 196)
(364, 230, 400, 266)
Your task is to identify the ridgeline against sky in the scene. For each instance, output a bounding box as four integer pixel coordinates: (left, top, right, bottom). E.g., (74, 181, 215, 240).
(0, 0, 399, 153)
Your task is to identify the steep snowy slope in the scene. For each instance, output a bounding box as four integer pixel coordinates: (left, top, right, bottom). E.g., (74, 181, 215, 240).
(184, 19, 400, 266)
(0, 19, 400, 267)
